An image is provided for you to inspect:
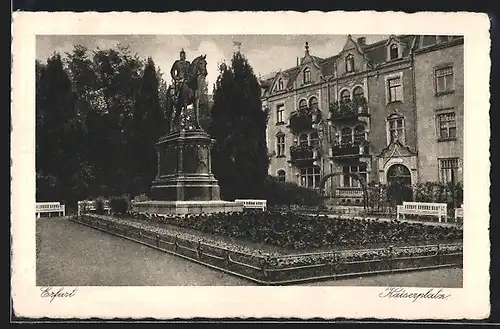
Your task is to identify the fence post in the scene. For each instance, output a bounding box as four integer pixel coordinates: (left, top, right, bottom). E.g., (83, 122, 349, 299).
(156, 234, 160, 248)
(174, 236, 178, 252)
(436, 243, 441, 266)
(388, 245, 394, 273)
(225, 250, 230, 267)
(197, 240, 203, 260)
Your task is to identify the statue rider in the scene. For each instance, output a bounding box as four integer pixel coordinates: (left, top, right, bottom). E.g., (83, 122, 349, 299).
(170, 49, 191, 101)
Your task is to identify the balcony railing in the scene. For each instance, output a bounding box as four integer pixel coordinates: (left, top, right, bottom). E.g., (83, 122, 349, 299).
(288, 108, 321, 133)
(334, 187, 364, 198)
(290, 144, 320, 163)
(330, 141, 370, 158)
(328, 97, 369, 121)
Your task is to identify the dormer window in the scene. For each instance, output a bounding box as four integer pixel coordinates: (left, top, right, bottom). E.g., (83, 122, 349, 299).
(277, 78, 284, 91)
(345, 55, 354, 73)
(389, 44, 399, 60)
(303, 68, 311, 84)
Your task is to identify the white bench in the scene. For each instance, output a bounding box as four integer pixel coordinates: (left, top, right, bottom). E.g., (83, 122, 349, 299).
(36, 202, 65, 218)
(77, 200, 111, 216)
(234, 199, 267, 211)
(396, 202, 448, 223)
(454, 204, 464, 221)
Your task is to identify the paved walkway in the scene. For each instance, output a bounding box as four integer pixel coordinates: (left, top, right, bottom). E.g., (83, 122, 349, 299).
(36, 218, 462, 287)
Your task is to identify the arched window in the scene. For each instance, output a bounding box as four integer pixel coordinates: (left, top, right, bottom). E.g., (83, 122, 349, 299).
(310, 131, 319, 147)
(389, 44, 399, 60)
(277, 78, 284, 91)
(298, 133, 309, 146)
(303, 67, 311, 84)
(340, 89, 351, 102)
(277, 170, 286, 183)
(298, 99, 308, 111)
(308, 96, 319, 110)
(341, 127, 352, 144)
(345, 55, 354, 73)
(353, 86, 364, 101)
(354, 125, 366, 144)
(276, 133, 285, 156)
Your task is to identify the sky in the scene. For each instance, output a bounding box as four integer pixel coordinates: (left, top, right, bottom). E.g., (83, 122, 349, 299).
(36, 34, 388, 91)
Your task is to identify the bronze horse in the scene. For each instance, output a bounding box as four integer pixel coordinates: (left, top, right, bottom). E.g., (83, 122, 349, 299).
(167, 54, 208, 131)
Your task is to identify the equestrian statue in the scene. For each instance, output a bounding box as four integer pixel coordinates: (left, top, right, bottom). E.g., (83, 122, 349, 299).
(167, 49, 208, 132)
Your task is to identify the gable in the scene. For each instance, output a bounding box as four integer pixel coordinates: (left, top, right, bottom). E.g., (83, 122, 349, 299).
(378, 140, 416, 158)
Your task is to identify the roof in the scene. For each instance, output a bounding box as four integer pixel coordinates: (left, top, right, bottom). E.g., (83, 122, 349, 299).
(261, 34, 461, 96)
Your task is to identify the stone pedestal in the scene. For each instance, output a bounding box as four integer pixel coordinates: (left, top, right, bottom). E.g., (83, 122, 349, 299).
(151, 129, 221, 201)
(133, 129, 243, 214)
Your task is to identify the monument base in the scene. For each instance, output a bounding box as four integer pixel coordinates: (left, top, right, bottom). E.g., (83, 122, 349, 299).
(132, 200, 243, 215)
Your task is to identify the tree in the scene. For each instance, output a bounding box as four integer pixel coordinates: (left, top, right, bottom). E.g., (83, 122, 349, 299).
(131, 57, 165, 194)
(36, 53, 78, 203)
(210, 53, 270, 200)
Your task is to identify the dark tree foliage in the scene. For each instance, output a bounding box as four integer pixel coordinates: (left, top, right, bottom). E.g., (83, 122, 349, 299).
(210, 52, 270, 200)
(35, 45, 168, 209)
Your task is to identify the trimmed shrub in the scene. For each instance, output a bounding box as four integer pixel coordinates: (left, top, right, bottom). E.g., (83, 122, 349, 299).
(261, 175, 324, 207)
(95, 196, 106, 215)
(132, 193, 150, 203)
(110, 195, 130, 215)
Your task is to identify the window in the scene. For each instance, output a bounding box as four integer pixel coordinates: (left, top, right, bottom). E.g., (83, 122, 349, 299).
(388, 116, 405, 143)
(388, 77, 402, 102)
(439, 158, 459, 184)
(276, 104, 285, 124)
(437, 112, 457, 139)
(310, 131, 319, 148)
(340, 89, 351, 102)
(298, 99, 307, 111)
(435, 66, 454, 94)
(276, 134, 285, 156)
(277, 170, 286, 183)
(353, 87, 364, 101)
(346, 55, 354, 73)
(298, 133, 309, 146)
(277, 78, 284, 91)
(341, 127, 352, 144)
(389, 44, 399, 60)
(303, 68, 311, 84)
(342, 164, 368, 187)
(308, 96, 319, 110)
(354, 125, 366, 144)
(300, 166, 321, 189)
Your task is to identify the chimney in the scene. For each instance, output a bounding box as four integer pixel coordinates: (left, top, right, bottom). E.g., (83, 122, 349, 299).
(296, 57, 299, 66)
(357, 37, 366, 46)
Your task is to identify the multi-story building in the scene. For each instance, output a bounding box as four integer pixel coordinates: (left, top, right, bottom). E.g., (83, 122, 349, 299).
(259, 34, 464, 205)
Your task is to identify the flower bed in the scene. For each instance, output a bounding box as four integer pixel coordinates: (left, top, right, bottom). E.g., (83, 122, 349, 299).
(71, 214, 462, 284)
(125, 210, 462, 252)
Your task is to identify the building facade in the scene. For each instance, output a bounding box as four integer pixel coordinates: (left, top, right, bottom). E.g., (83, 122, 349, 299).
(260, 35, 464, 204)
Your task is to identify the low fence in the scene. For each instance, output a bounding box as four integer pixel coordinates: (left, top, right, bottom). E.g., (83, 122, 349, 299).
(70, 214, 463, 285)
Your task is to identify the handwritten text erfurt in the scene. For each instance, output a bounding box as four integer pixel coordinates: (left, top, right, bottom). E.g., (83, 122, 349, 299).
(40, 287, 78, 303)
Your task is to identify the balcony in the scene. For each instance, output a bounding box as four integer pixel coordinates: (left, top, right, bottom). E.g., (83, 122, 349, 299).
(330, 141, 370, 158)
(289, 144, 320, 165)
(288, 108, 321, 133)
(328, 97, 370, 121)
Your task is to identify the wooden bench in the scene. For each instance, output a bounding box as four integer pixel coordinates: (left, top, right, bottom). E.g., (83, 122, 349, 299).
(77, 200, 111, 216)
(234, 199, 267, 211)
(454, 204, 464, 221)
(36, 202, 65, 218)
(396, 202, 448, 223)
